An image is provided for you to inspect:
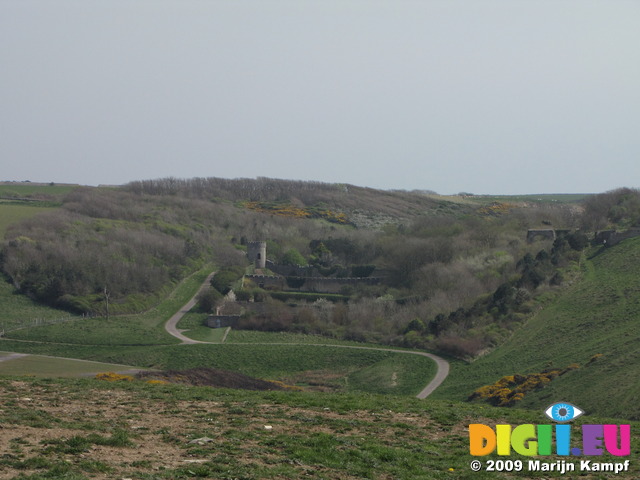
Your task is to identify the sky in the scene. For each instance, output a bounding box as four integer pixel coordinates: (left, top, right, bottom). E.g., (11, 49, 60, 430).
(1, 1, 639, 195)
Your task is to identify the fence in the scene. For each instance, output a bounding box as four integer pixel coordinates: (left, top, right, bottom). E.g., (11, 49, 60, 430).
(0, 313, 100, 337)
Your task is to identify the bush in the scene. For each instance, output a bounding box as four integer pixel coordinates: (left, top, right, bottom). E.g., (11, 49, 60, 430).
(435, 335, 485, 359)
(281, 248, 307, 266)
(211, 266, 245, 294)
(196, 288, 223, 313)
(567, 231, 589, 250)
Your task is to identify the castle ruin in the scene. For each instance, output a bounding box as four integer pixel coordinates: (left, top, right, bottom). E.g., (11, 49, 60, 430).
(246, 241, 266, 269)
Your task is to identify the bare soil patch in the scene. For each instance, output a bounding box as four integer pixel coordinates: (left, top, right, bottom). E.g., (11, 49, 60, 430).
(135, 366, 288, 391)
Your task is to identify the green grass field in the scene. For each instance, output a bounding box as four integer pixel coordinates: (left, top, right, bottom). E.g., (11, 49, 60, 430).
(0, 182, 78, 198)
(433, 237, 640, 419)
(0, 204, 53, 238)
(473, 193, 591, 204)
(0, 278, 81, 333)
(0, 341, 437, 396)
(174, 312, 229, 342)
(2, 266, 214, 345)
(0, 352, 145, 377)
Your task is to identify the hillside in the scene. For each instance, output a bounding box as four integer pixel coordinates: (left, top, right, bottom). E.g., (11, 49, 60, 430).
(1, 177, 586, 354)
(1, 375, 638, 480)
(433, 236, 640, 420)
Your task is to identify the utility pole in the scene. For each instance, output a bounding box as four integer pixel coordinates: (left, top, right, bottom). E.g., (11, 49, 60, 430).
(104, 286, 110, 320)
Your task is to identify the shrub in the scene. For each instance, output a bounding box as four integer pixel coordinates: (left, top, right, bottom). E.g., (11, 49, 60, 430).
(95, 372, 134, 382)
(196, 287, 223, 313)
(211, 266, 245, 294)
(469, 363, 578, 407)
(281, 248, 307, 266)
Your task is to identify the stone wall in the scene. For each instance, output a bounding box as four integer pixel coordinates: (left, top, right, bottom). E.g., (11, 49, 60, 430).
(206, 315, 240, 329)
(526, 229, 556, 242)
(594, 228, 640, 247)
(244, 274, 380, 294)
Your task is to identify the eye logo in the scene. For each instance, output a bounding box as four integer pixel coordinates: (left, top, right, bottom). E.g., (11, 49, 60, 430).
(544, 402, 584, 423)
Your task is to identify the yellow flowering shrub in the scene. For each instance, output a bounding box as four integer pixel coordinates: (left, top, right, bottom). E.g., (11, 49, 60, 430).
(95, 372, 134, 382)
(241, 201, 350, 225)
(470, 363, 580, 407)
(268, 380, 304, 391)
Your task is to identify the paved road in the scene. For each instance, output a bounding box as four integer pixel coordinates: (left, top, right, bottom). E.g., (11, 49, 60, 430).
(0, 352, 28, 362)
(415, 352, 450, 399)
(164, 272, 450, 398)
(164, 272, 215, 345)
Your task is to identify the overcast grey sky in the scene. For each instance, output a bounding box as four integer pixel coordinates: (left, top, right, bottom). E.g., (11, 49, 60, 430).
(1, 1, 638, 194)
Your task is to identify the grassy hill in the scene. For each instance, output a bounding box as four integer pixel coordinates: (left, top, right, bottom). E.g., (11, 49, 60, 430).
(433, 236, 640, 420)
(0, 264, 437, 397)
(1, 375, 638, 480)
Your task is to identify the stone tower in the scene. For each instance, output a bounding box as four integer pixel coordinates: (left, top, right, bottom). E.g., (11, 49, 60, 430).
(247, 241, 266, 269)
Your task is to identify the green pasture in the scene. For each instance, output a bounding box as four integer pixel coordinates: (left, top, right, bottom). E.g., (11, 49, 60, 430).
(473, 193, 590, 204)
(0, 183, 77, 198)
(0, 352, 145, 377)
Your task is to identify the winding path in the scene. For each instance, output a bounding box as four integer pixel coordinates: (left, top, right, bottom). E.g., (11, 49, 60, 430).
(164, 272, 450, 398)
(164, 272, 215, 344)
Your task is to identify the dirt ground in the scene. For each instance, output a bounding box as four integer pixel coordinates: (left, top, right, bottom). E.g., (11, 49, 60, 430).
(135, 367, 289, 391)
(0, 379, 436, 479)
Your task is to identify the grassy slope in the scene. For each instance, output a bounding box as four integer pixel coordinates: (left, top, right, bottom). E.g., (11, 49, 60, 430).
(434, 237, 640, 419)
(0, 265, 437, 396)
(1, 265, 215, 345)
(0, 352, 144, 377)
(1, 375, 638, 480)
(0, 341, 436, 397)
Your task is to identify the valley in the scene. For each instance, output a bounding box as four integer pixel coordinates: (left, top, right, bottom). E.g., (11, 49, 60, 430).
(1, 179, 639, 478)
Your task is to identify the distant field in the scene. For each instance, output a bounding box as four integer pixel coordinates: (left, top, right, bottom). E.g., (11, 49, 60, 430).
(432, 193, 590, 205)
(0, 204, 51, 238)
(0, 182, 78, 197)
(473, 193, 590, 204)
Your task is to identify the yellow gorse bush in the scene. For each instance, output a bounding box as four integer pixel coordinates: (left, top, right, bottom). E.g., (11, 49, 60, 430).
(470, 363, 580, 407)
(242, 201, 349, 225)
(268, 380, 304, 391)
(95, 372, 134, 382)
